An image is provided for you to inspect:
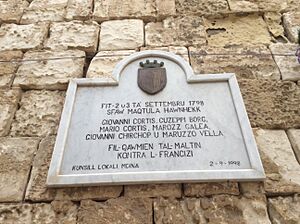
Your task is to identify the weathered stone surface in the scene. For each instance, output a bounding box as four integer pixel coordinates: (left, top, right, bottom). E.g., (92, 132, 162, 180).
(0, 88, 21, 136)
(10, 90, 65, 137)
(287, 129, 300, 163)
(240, 182, 266, 200)
(263, 12, 286, 40)
(0, 51, 23, 88)
(184, 182, 239, 197)
(93, 0, 175, 21)
(154, 196, 270, 224)
(176, 0, 229, 15)
(228, 0, 288, 12)
(87, 50, 135, 79)
(99, 19, 144, 50)
(239, 79, 300, 129)
(190, 45, 280, 79)
(146, 16, 206, 47)
(14, 50, 85, 90)
(283, 12, 300, 43)
(66, 0, 93, 20)
(141, 46, 190, 63)
(205, 14, 271, 47)
(29, 0, 68, 8)
(21, 7, 66, 24)
(270, 43, 300, 81)
(0, 138, 39, 202)
(0, 23, 48, 51)
(268, 196, 300, 224)
(0, 201, 77, 223)
(78, 198, 152, 224)
(45, 21, 100, 54)
(26, 136, 123, 201)
(0, 0, 29, 23)
(125, 184, 182, 198)
(200, 195, 270, 223)
(255, 129, 300, 195)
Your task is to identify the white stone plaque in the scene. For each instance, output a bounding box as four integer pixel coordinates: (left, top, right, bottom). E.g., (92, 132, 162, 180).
(47, 50, 265, 187)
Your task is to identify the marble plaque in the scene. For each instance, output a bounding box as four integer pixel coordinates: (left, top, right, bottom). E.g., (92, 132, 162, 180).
(47, 51, 265, 187)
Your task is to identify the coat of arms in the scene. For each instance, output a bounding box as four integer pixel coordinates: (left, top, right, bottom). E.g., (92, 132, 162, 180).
(138, 60, 167, 95)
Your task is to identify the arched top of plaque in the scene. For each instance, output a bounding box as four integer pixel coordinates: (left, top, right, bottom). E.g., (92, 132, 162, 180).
(112, 50, 194, 83)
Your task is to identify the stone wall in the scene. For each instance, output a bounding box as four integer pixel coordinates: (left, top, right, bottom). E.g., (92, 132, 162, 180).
(0, 0, 300, 223)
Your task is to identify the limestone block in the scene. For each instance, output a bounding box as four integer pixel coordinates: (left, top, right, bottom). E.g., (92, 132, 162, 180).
(205, 14, 271, 47)
(228, 0, 288, 12)
(0, 88, 21, 136)
(78, 198, 152, 224)
(239, 79, 300, 129)
(145, 16, 206, 47)
(176, 0, 229, 15)
(124, 184, 182, 198)
(0, 201, 77, 224)
(25, 136, 123, 201)
(86, 50, 136, 79)
(14, 50, 85, 90)
(66, 0, 93, 20)
(0, 51, 23, 88)
(0, 0, 29, 23)
(263, 12, 286, 40)
(283, 11, 300, 43)
(45, 21, 100, 54)
(154, 198, 206, 224)
(287, 129, 300, 163)
(10, 90, 65, 137)
(0, 23, 48, 51)
(184, 182, 239, 197)
(270, 43, 300, 81)
(189, 45, 280, 79)
(99, 19, 144, 50)
(0, 138, 39, 202)
(93, 0, 175, 22)
(287, 0, 300, 11)
(21, 7, 66, 24)
(141, 46, 189, 63)
(255, 129, 300, 195)
(29, 0, 69, 8)
(268, 196, 300, 224)
(240, 182, 266, 200)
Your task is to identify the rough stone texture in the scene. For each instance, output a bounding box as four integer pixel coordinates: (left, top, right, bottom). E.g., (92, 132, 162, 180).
(99, 19, 144, 50)
(263, 12, 286, 40)
(184, 182, 239, 197)
(29, 0, 69, 8)
(204, 14, 271, 47)
(228, 0, 288, 12)
(0, 201, 77, 223)
(0, 88, 21, 136)
(87, 50, 135, 79)
(146, 16, 206, 47)
(0, 23, 48, 51)
(66, 0, 93, 20)
(14, 50, 85, 90)
(270, 43, 300, 81)
(0, 138, 39, 202)
(283, 11, 300, 43)
(10, 90, 65, 137)
(240, 182, 266, 200)
(0, 0, 29, 23)
(21, 7, 66, 24)
(268, 196, 300, 224)
(176, 0, 229, 15)
(239, 79, 300, 129)
(93, 0, 175, 22)
(141, 46, 190, 63)
(45, 21, 100, 54)
(190, 45, 280, 79)
(254, 129, 300, 195)
(154, 196, 270, 224)
(287, 129, 300, 163)
(0, 51, 23, 88)
(78, 198, 152, 224)
(124, 184, 182, 198)
(25, 136, 123, 201)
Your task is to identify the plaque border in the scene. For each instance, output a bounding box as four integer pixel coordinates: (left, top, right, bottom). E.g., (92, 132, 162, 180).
(47, 50, 265, 187)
